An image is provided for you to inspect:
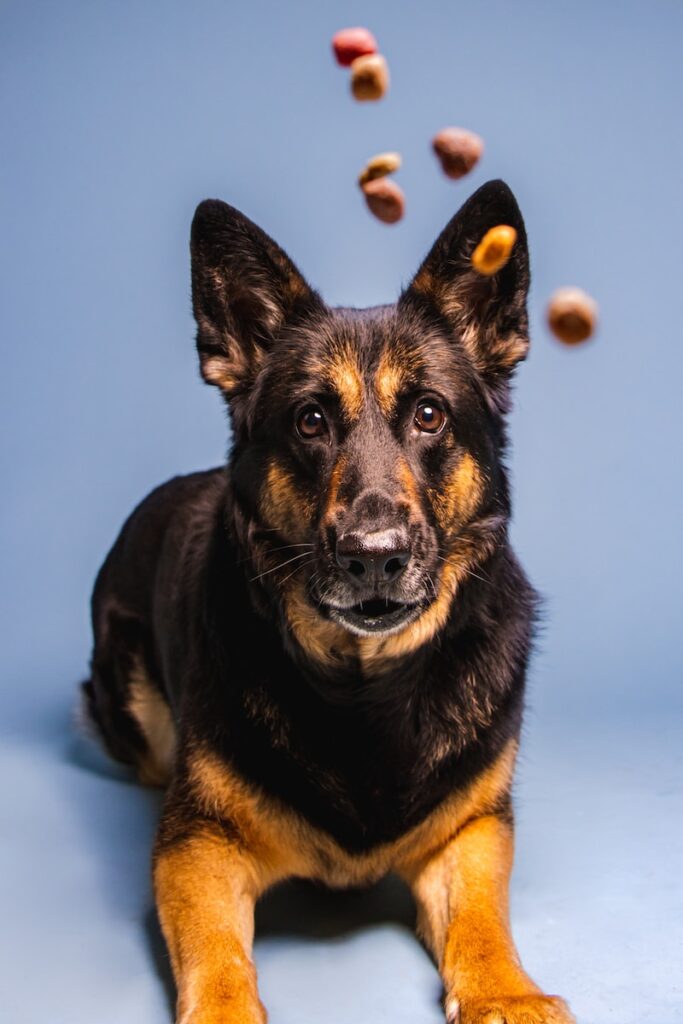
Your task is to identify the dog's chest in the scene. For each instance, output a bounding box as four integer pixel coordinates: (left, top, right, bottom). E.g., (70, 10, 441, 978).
(223, 688, 469, 853)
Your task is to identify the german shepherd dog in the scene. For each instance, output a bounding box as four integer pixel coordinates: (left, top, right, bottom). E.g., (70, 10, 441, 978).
(83, 180, 574, 1024)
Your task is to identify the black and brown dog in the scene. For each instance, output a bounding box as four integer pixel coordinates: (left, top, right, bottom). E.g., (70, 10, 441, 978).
(82, 180, 574, 1024)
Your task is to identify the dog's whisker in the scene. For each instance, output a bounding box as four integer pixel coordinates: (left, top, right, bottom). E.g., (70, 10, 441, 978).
(238, 543, 314, 566)
(435, 554, 490, 585)
(248, 550, 314, 582)
(425, 572, 438, 600)
(462, 568, 491, 585)
(278, 558, 316, 587)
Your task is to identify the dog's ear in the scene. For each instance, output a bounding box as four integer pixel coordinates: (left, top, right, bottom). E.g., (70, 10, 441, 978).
(400, 180, 530, 406)
(191, 200, 323, 396)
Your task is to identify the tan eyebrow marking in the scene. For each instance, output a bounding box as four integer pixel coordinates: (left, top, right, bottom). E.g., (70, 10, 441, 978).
(324, 343, 364, 420)
(374, 343, 424, 418)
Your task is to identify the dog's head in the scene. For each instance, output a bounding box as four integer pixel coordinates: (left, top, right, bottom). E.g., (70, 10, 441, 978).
(191, 181, 529, 666)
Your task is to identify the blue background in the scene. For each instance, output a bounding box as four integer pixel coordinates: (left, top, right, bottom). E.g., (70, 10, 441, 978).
(1, 2, 681, 1022)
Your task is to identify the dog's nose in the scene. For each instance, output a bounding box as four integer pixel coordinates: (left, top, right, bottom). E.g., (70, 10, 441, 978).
(335, 530, 411, 587)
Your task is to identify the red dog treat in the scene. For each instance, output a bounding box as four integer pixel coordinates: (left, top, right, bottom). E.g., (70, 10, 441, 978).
(547, 288, 598, 344)
(332, 27, 378, 67)
(350, 53, 389, 101)
(362, 177, 405, 224)
(433, 127, 484, 180)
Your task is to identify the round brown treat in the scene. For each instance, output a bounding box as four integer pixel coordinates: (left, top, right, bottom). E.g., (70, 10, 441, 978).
(362, 177, 405, 224)
(358, 151, 402, 186)
(350, 53, 389, 101)
(471, 225, 517, 275)
(547, 288, 598, 345)
(432, 127, 484, 180)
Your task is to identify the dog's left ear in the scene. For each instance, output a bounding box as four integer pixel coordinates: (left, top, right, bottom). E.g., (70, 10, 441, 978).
(191, 200, 323, 397)
(400, 180, 530, 404)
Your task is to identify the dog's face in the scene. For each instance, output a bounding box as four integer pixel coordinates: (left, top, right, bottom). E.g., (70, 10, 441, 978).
(191, 181, 530, 656)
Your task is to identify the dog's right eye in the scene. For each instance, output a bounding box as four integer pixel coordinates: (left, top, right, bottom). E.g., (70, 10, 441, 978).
(296, 405, 328, 439)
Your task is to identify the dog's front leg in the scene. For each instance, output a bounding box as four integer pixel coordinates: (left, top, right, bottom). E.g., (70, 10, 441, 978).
(153, 811, 267, 1024)
(401, 813, 575, 1024)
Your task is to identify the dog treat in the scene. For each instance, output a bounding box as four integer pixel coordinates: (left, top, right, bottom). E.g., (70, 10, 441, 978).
(350, 54, 389, 101)
(547, 287, 598, 344)
(332, 27, 378, 67)
(471, 225, 517, 275)
(432, 127, 483, 180)
(358, 151, 402, 186)
(362, 177, 405, 224)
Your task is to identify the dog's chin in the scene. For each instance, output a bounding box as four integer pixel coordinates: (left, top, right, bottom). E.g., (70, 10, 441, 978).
(324, 598, 425, 638)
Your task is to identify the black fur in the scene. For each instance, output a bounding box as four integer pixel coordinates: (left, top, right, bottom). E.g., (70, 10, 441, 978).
(84, 180, 537, 855)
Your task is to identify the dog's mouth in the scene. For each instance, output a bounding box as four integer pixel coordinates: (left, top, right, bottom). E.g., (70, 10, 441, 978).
(323, 597, 423, 637)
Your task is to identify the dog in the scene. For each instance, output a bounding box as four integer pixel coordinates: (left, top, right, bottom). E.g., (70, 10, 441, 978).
(82, 179, 575, 1024)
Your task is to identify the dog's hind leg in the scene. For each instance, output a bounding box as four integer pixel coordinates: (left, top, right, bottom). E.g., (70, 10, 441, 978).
(81, 610, 176, 787)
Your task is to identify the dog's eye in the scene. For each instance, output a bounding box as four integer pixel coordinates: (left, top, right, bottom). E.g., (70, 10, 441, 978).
(296, 405, 328, 439)
(414, 401, 446, 434)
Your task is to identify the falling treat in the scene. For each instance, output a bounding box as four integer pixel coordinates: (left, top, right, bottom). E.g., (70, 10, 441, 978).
(471, 225, 517, 275)
(432, 127, 483, 180)
(362, 177, 405, 224)
(350, 54, 389, 101)
(332, 27, 378, 67)
(358, 151, 402, 186)
(547, 288, 598, 344)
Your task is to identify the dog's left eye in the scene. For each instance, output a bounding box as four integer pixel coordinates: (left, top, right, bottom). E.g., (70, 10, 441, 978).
(296, 404, 328, 439)
(414, 401, 446, 434)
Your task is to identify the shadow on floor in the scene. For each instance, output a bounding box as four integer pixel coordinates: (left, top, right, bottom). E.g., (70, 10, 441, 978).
(256, 874, 417, 939)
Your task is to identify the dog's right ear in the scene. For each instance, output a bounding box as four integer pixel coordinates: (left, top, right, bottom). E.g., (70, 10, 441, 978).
(191, 200, 323, 397)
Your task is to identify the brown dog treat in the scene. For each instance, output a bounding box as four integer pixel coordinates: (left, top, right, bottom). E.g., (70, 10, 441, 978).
(332, 27, 378, 67)
(362, 177, 405, 224)
(471, 225, 517, 275)
(350, 54, 389, 101)
(547, 288, 598, 344)
(432, 127, 484, 180)
(358, 151, 402, 186)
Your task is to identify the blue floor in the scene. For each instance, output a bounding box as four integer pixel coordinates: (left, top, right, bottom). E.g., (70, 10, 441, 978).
(1, 699, 681, 1024)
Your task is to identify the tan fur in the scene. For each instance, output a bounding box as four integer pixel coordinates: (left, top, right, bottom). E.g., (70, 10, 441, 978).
(154, 829, 266, 1024)
(411, 265, 528, 380)
(186, 738, 518, 890)
(199, 355, 240, 393)
(374, 344, 423, 418)
(374, 348, 405, 418)
(324, 344, 364, 420)
(396, 457, 420, 510)
(428, 453, 483, 535)
(127, 666, 177, 787)
(403, 814, 575, 1023)
(283, 581, 359, 671)
(260, 459, 314, 542)
(323, 454, 347, 522)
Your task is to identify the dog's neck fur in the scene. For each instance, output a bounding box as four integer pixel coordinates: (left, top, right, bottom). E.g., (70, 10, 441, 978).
(220, 476, 523, 738)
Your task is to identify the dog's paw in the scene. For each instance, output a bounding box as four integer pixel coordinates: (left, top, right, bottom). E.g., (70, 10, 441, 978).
(448, 993, 575, 1024)
(179, 1012, 265, 1024)
(178, 998, 267, 1024)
